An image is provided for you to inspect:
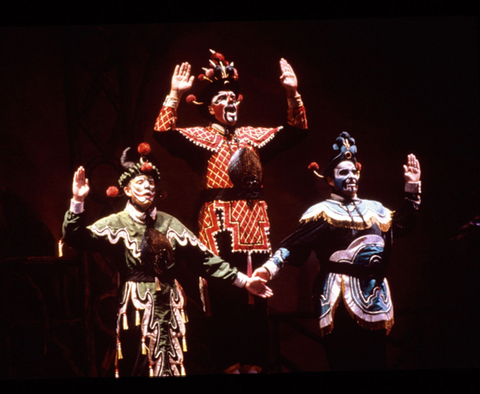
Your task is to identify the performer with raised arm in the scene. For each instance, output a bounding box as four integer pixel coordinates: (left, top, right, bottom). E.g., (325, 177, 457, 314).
(62, 143, 271, 377)
(153, 50, 308, 374)
(254, 132, 421, 371)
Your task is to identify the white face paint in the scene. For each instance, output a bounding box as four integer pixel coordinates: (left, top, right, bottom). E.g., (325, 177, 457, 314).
(209, 90, 239, 126)
(125, 175, 155, 211)
(331, 160, 359, 198)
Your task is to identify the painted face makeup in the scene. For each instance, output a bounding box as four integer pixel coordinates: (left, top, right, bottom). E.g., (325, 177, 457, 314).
(332, 161, 359, 198)
(125, 175, 156, 211)
(209, 90, 239, 126)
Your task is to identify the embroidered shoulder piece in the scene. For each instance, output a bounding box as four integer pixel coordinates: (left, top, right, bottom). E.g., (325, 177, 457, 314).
(177, 125, 282, 152)
(89, 212, 142, 258)
(236, 126, 282, 148)
(177, 126, 225, 152)
(300, 199, 393, 231)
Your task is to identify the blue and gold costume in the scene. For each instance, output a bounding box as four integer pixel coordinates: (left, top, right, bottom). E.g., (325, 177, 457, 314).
(264, 191, 420, 336)
(262, 131, 421, 370)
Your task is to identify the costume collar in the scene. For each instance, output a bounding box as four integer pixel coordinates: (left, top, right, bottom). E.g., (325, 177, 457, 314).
(329, 192, 361, 204)
(125, 200, 157, 224)
(211, 122, 236, 138)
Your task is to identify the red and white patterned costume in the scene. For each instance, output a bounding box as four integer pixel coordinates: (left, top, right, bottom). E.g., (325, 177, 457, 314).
(154, 103, 307, 258)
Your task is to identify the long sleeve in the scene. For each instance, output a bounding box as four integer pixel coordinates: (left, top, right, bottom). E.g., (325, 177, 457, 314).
(392, 182, 421, 238)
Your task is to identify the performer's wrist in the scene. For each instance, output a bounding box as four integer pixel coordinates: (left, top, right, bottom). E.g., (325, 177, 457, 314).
(70, 198, 84, 214)
(405, 181, 421, 194)
(287, 93, 303, 108)
(233, 272, 248, 288)
(262, 261, 278, 280)
(164, 94, 180, 109)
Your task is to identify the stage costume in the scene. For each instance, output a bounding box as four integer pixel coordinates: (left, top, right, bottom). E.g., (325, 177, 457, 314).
(153, 51, 307, 372)
(62, 143, 253, 377)
(154, 101, 307, 257)
(261, 132, 421, 370)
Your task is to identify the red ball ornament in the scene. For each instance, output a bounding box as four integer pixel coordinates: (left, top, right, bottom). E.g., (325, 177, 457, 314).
(308, 162, 320, 171)
(211, 52, 225, 63)
(186, 94, 197, 104)
(141, 162, 153, 173)
(106, 186, 119, 198)
(205, 69, 214, 79)
(138, 142, 151, 156)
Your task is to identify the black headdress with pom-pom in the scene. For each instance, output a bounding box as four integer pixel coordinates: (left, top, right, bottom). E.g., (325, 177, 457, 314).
(308, 132, 361, 181)
(106, 142, 161, 198)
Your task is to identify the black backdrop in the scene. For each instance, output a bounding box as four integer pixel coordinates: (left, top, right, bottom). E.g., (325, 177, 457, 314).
(0, 3, 478, 386)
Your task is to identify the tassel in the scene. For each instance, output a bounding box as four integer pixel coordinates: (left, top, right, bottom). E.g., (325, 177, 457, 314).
(247, 252, 254, 305)
(122, 313, 129, 330)
(117, 341, 123, 360)
(181, 363, 186, 376)
(142, 336, 147, 355)
(149, 365, 154, 377)
(182, 335, 187, 352)
(115, 368, 119, 378)
(181, 308, 188, 324)
(155, 277, 161, 291)
(135, 309, 141, 326)
(58, 239, 64, 258)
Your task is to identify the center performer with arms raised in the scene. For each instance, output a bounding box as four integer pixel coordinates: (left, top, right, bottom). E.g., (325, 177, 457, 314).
(153, 50, 308, 373)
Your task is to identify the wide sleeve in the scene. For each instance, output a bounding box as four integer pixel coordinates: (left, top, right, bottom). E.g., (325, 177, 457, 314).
(165, 215, 246, 287)
(263, 217, 327, 279)
(62, 200, 104, 253)
(391, 182, 421, 238)
(153, 105, 209, 172)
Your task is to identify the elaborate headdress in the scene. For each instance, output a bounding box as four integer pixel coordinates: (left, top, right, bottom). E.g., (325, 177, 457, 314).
(106, 142, 161, 198)
(186, 49, 243, 121)
(308, 131, 361, 180)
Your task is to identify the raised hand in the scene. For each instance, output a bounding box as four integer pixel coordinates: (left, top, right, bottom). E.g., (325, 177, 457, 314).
(170, 62, 194, 99)
(245, 276, 274, 298)
(72, 166, 90, 202)
(403, 154, 421, 183)
(279, 58, 298, 96)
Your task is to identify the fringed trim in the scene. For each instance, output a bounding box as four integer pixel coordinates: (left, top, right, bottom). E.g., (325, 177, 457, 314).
(350, 309, 395, 334)
(301, 208, 392, 232)
(342, 281, 395, 334)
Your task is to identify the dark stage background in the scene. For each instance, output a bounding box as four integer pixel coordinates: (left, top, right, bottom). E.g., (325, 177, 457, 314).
(1, 8, 479, 382)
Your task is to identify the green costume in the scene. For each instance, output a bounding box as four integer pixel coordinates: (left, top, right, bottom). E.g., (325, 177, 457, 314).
(63, 199, 246, 377)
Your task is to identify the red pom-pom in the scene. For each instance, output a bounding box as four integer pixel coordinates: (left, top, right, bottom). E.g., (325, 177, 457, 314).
(205, 69, 214, 79)
(356, 162, 362, 171)
(186, 94, 197, 104)
(198, 74, 206, 81)
(308, 162, 320, 171)
(106, 186, 119, 198)
(237, 94, 243, 102)
(138, 142, 151, 156)
(141, 162, 153, 173)
(211, 52, 225, 63)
